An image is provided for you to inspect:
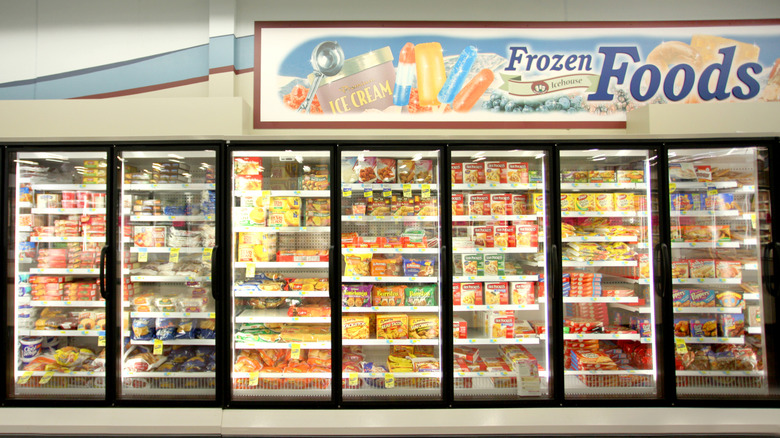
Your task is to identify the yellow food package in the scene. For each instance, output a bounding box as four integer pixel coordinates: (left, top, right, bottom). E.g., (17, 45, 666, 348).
(344, 254, 372, 277)
(560, 194, 576, 212)
(574, 194, 594, 212)
(376, 314, 408, 339)
(342, 315, 370, 339)
(409, 314, 440, 339)
(270, 196, 301, 211)
(594, 193, 615, 212)
(614, 193, 635, 211)
(532, 193, 544, 214)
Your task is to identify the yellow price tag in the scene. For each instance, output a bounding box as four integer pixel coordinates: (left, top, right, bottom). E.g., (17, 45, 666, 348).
(98, 336, 106, 347)
(291, 343, 301, 360)
(342, 187, 352, 197)
(421, 184, 431, 199)
(675, 339, 688, 355)
(751, 213, 757, 229)
(385, 373, 395, 388)
(169, 248, 180, 263)
(348, 372, 359, 386)
(403, 184, 412, 198)
(245, 263, 255, 278)
(202, 247, 213, 263)
(18, 371, 33, 385)
(153, 339, 164, 355)
(138, 248, 148, 263)
(707, 187, 718, 196)
(249, 372, 259, 387)
(669, 183, 676, 193)
(39, 371, 55, 385)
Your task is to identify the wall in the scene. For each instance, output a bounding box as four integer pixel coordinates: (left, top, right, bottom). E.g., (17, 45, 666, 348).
(0, 0, 779, 141)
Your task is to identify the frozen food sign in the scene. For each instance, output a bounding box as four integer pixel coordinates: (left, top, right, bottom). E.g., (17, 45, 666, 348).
(253, 21, 780, 129)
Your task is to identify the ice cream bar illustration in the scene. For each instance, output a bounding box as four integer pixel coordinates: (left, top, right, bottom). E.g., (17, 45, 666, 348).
(414, 42, 446, 107)
(453, 69, 495, 112)
(437, 45, 477, 104)
(393, 42, 416, 106)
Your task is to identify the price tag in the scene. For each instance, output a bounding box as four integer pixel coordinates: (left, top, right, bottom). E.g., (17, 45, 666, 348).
(383, 186, 392, 198)
(342, 187, 352, 197)
(18, 371, 33, 384)
(138, 248, 148, 263)
(708, 187, 718, 196)
(249, 372, 259, 386)
(169, 248, 180, 263)
(153, 339, 164, 355)
(421, 184, 431, 199)
(39, 371, 55, 385)
(363, 188, 373, 199)
(384, 373, 395, 388)
(676, 339, 688, 355)
(403, 184, 412, 198)
(290, 343, 301, 360)
(98, 335, 106, 347)
(245, 263, 255, 278)
(202, 247, 213, 263)
(349, 372, 359, 386)
(669, 183, 676, 193)
(750, 213, 757, 229)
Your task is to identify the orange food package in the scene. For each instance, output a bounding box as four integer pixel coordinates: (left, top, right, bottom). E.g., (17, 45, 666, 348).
(485, 161, 508, 184)
(372, 285, 406, 306)
(451, 162, 464, 184)
(369, 255, 403, 277)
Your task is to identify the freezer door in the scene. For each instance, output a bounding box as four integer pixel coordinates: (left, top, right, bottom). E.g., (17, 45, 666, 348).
(230, 149, 332, 401)
(450, 148, 553, 400)
(559, 148, 662, 399)
(118, 150, 217, 400)
(667, 146, 777, 399)
(7, 150, 110, 400)
(340, 149, 443, 401)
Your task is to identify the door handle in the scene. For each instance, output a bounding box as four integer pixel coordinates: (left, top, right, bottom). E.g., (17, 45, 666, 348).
(99, 245, 108, 300)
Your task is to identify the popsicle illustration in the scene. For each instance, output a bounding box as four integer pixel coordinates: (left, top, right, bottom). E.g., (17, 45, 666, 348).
(415, 42, 447, 107)
(393, 42, 416, 106)
(453, 69, 495, 112)
(437, 45, 478, 104)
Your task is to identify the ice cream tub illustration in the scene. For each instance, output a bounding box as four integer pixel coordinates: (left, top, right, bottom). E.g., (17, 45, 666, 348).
(308, 46, 395, 114)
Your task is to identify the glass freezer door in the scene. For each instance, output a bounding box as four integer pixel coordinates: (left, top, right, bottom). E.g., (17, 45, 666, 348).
(230, 150, 332, 401)
(559, 148, 661, 399)
(340, 149, 443, 401)
(450, 149, 552, 400)
(118, 150, 217, 400)
(7, 151, 109, 400)
(667, 146, 775, 398)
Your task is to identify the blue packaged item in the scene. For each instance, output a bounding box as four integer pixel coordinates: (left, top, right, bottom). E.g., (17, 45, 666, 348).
(168, 346, 192, 363)
(181, 356, 207, 372)
(131, 318, 155, 341)
(196, 319, 216, 339)
(175, 319, 197, 339)
(162, 206, 186, 216)
(155, 318, 178, 341)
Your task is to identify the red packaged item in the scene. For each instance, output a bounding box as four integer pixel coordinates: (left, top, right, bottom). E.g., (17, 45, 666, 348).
(508, 162, 529, 184)
(452, 194, 465, 216)
(464, 162, 486, 184)
(276, 250, 329, 262)
(451, 163, 464, 184)
(472, 226, 494, 248)
(453, 282, 483, 305)
(453, 317, 468, 339)
(512, 194, 527, 215)
(467, 194, 490, 216)
(494, 226, 516, 248)
(490, 194, 511, 215)
(485, 161, 508, 184)
(516, 225, 538, 248)
(484, 282, 510, 305)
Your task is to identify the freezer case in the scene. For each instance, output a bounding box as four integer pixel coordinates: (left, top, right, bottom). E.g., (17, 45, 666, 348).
(450, 149, 552, 399)
(118, 150, 217, 400)
(340, 149, 443, 401)
(558, 148, 661, 398)
(7, 150, 110, 400)
(230, 149, 332, 401)
(666, 146, 775, 398)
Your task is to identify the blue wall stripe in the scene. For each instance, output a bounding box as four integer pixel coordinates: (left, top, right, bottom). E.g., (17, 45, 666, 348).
(0, 34, 256, 100)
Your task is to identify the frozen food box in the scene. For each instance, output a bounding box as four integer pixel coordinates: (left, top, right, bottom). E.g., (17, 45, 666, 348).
(484, 282, 510, 305)
(490, 194, 511, 215)
(483, 254, 505, 276)
(485, 161, 508, 184)
(483, 311, 514, 339)
(672, 289, 691, 307)
(451, 162, 464, 184)
(614, 193, 635, 211)
(716, 290, 743, 308)
(471, 226, 495, 248)
(617, 170, 644, 183)
(452, 194, 466, 216)
(300, 163, 330, 190)
(342, 285, 371, 307)
(494, 226, 516, 248)
(704, 193, 734, 211)
(507, 162, 529, 184)
(234, 207, 267, 227)
(376, 314, 408, 339)
(512, 194, 527, 215)
(689, 289, 716, 307)
(560, 194, 576, 212)
(342, 314, 370, 339)
(672, 261, 689, 278)
(463, 162, 485, 184)
(594, 193, 615, 211)
(510, 282, 535, 305)
(454, 282, 483, 305)
(719, 313, 745, 337)
(670, 193, 695, 211)
(532, 193, 544, 214)
(516, 225, 539, 248)
(716, 260, 742, 279)
(574, 193, 594, 212)
(133, 226, 166, 247)
(689, 259, 716, 278)
(453, 316, 468, 339)
(467, 193, 490, 216)
(409, 314, 439, 339)
(588, 170, 616, 183)
(669, 163, 698, 182)
(462, 254, 484, 277)
(695, 165, 712, 182)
